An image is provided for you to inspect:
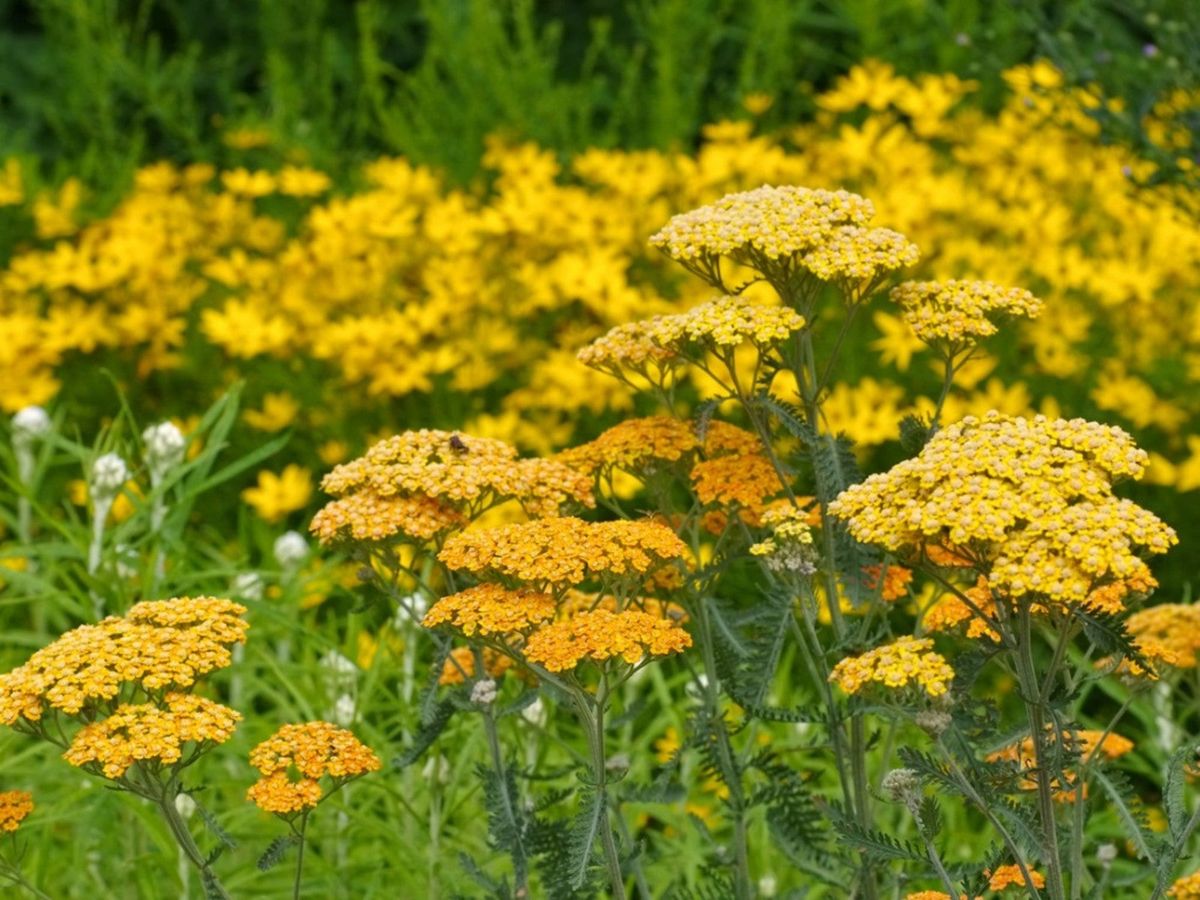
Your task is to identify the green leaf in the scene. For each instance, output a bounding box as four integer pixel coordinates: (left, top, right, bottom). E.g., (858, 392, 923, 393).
(1093, 767, 1158, 862)
(256, 834, 300, 871)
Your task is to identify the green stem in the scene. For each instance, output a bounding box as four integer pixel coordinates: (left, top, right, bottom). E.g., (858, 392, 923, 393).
(694, 596, 753, 900)
(1014, 604, 1066, 900)
(293, 811, 310, 900)
(0, 856, 52, 900)
(937, 738, 1042, 900)
(478, 656, 529, 894)
(573, 680, 626, 900)
(158, 796, 232, 900)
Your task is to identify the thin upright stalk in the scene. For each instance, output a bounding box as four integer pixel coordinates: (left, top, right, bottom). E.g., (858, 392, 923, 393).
(694, 596, 753, 900)
(293, 810, 310, 900)
(158, 796, 231, 900)
(1013, 604, 1066, 900)
(573, 681, 627, 900)
(477, 649, 529, 895)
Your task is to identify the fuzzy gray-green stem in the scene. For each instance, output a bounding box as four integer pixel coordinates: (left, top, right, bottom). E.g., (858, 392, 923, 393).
(157, 796, 231, 900)
(573, 680, 627, 900)
(1014, 604, 1066, 900)
(694, 595, 753, 900)
(292, 810, 310, 900)
(477, 647, 530, 896)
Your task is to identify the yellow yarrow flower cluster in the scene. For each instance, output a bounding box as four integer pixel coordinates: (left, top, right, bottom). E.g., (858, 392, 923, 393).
(422, 584, 557, 637)
(650, 184, 875, 263)
(750, 504, 817, 574)
(1124, 604, 1200, 669)
(522, 608, 692, 672)
(320, 429, 593, 520)
(0, 790, 32, 832)
(438, 516, 688, 589)
(438, 647, 515, 687)
(64, 693, 241, 779)
(801, 225, 920, 289)
(829, 636, 954, 698)
(247, 721, 381, 815)
(891, 279, 1044, 348)
(829, 413, 1176, 605)
(0, 597, 248, 724)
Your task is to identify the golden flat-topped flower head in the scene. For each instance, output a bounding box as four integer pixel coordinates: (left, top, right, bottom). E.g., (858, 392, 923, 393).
(320, 430, 592, 518)
(1124, 604, 1200, 669)
(892, 279, 1043, 349)
(247, 721, 381, 815)
(422, 584, 557, 636)
(555, 417, 698, 480)
(0, 597, 248, 725)
(829, 635, 955, 698)
(829, 413, 1175, 605)
(0, 790, 32, 832)
(438, 516, 688, 589)
(801, 226, 919, 291)
(64, 693, 241, 779)
(523, 608, 692, 672)
(310, 491, 466, 546)
(1169, 871, 1200, 900)
(987, 865, 1046, 891)
(651, 185, 875, 265)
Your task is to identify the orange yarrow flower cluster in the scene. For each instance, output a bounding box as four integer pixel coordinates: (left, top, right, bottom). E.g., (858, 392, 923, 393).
(556, 416, 697, 480)
(313, 431, 593, 546)
(523, 608, 692, 672)
(830, 413, 1176, 607)
(438, 646, 516, 686)
(0, 790, 32, 832)
(423, 584, 557, 637)
(0, 597, 247, 725)
(65, 693, 241, 778)
(439, 516, 688, 590)
(247, 722, 381, 815)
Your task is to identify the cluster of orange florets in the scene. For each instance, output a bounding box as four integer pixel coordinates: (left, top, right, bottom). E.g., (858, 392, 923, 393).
(247, 722, 381, 815)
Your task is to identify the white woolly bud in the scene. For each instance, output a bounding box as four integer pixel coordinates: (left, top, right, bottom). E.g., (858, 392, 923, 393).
(232, 571, 264, 601)
(330, 693, 357, 726)
(90, 453, 129, 501)
(174, 793, 197, 820)
(471, 678, 498, 706)
(521, 697, 547, 727)
(758, 875, 778, 897)
(273, 530, 309, 569)
(142, 421, 185, 480)
(421, 754, 451, 784)
(12, 406, 51, 448)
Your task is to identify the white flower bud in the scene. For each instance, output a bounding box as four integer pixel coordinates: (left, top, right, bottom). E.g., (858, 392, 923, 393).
(421, 754, 451, 784)
(273, 530, 308, 569)
(1096, 843, 1117, 866)
(329, 693, 357, 726)
(90, 453, 129, 501)
(521, 697, 547, 727)
(174, 793, 197, 819)
(232, 571, 264, 601)
(471, 678, 498, 705)
(758, 875, 778, 897)
(12, 406, 51, 448)
(142, 421, 185, 479)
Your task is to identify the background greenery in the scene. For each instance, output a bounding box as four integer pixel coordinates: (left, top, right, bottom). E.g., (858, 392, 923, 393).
(1, 0, 1197, 200)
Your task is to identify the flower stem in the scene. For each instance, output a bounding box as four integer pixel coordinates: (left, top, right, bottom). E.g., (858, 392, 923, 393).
(157, 796, 231, 900)
(293, 811, 310, 900)
(573, 681, 626, 900)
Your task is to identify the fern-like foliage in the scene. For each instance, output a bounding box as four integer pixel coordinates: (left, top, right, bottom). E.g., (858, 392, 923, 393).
(256, 834, 300, 871)
(832, 817, 927, 863)
(476, 763, 530, 883)
(394, 696, 458, 770)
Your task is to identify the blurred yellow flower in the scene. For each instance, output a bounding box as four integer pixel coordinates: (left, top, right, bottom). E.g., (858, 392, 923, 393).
(242, 465, 313, 522)
(243, 392, 300, 431)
